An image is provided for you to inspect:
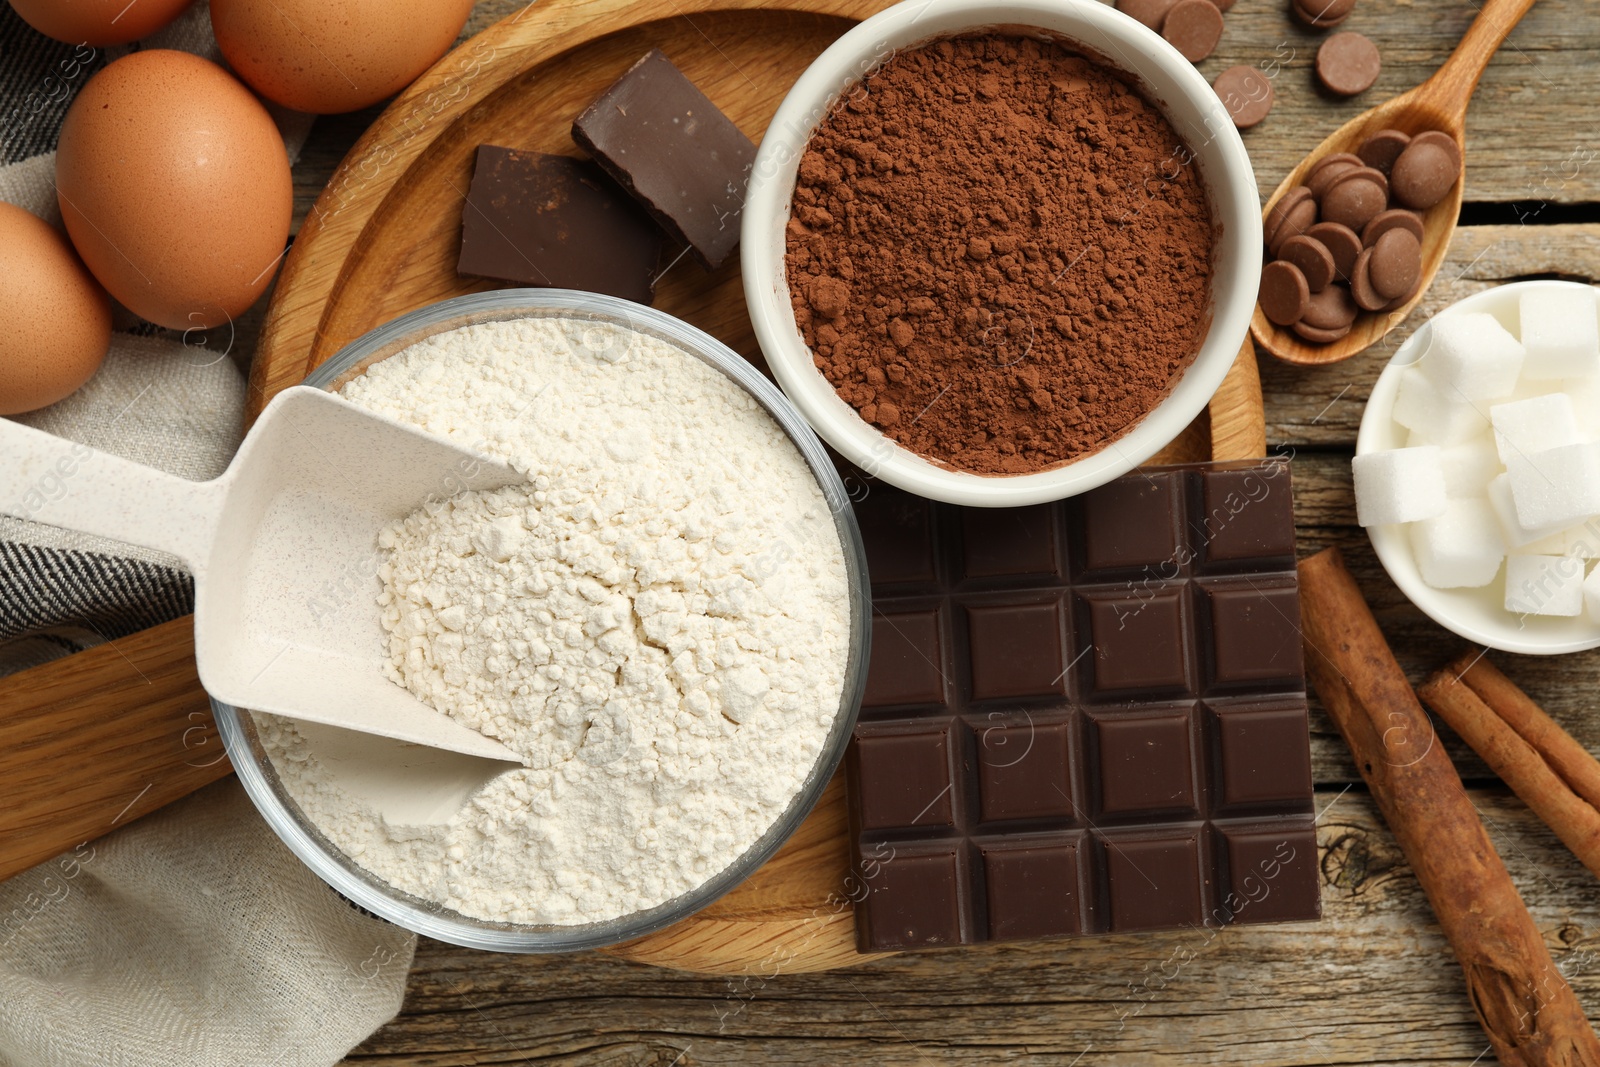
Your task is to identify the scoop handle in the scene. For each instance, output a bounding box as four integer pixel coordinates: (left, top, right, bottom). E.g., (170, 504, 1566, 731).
(0, 417, 223, 573)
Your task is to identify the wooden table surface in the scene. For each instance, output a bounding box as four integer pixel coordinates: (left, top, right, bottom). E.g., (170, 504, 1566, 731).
(253, 0, 1600, 1062)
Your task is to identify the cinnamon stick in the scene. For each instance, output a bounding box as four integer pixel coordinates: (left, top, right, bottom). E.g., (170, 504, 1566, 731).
(1419, 661, 1600, 883)
(1449, 653, 1600, 813)
(1299, 548, 1600, 1067)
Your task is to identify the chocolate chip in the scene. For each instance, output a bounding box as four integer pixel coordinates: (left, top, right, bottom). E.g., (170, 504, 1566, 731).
(1368, 228, 1421, 300)
(1349, 247, 1388, 311)
(1117, 0, 1179, 30)
(1293, 319, 1352, 343)
(1213, 66, 1274, 129)
(1306, 221, 1363, 281)
(1301, 283, 1358, 330)
(1361, 207, 1424, 247)
(1319, 174, 1387, 231)
(1260, 260, 1311, 325)
(1293, 0, 1355, 27)
(1316, 32, 1381, 96)
(1390, 141, 1460, 209)
(1278, 235, 1336, 292)
(1162, 0, 1225, 62)
(1357, 129, 1411, 175)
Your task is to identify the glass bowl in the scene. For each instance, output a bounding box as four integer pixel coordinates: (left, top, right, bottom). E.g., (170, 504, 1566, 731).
(213, 289, 871, 952)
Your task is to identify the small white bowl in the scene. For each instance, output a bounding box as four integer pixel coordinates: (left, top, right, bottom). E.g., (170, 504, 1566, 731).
(1358, 280, 1600, 655)
(742, 0, 1261, 507)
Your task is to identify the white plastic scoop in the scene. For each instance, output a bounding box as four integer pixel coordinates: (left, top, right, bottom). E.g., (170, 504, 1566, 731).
(0, 385, 525, 766)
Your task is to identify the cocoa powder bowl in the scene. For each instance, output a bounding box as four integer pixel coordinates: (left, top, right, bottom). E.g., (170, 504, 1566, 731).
(743, 0, 1262, 507)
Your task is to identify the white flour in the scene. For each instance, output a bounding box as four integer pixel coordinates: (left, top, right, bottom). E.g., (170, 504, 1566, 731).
(257, 317, 850, 926)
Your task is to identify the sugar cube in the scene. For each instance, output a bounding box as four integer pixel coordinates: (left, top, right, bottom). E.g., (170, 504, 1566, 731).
(1420, 311, 1525, 400)
(1564, 376, 1600, 440)
(1392, 368, 1490, 446)
(1520, 288, 1600, 380)
(1505, 554, 1586, 616)
(1489, 393, 1579, 463)
(1408, 498, 1505, 588)
(1525, 520, 1600, 559)
(1488, 473, 1565, 548)
(1352, 447, 1447, 527)
(1437, 436, 1500, 498)
(1505, 442, 1600, 529)
(1584, 565, 1600, 621)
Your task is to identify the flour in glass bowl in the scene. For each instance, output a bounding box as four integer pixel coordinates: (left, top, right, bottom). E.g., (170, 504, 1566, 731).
(256, 316, 851, 926)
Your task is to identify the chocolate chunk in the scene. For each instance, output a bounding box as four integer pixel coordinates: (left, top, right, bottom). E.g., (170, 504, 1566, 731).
(1361, 207, 1424, 247)
(1293, 0, 1355, 27)
(1306, 221, 1363, 281)
(1260, 259, 1311, 325)
(1390, 140, 1460, 210)
(1300, 283, 1359, 331)
(1213, 65, 1274, 129)
(846, 461, 1317, 951)
(456, 146, 663, 304)
(1368, 227, 1422, 300)
(1117, 0, 1179, 30)
(1278, 235, 1336, 292)
(1316, 32, 1381, 96)
(571, 49, 756, 271)
(1357, 129, 1411, 175)
(1319, 173, 1387, 232)
(1162, 0, 1225, 62)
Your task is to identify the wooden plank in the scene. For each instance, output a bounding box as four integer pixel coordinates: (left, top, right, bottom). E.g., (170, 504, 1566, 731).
(347, 791, 1600, 1066)
(0, 616, 232, 882)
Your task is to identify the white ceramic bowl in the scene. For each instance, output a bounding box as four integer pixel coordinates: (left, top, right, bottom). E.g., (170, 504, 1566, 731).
(742, 0, 1262, 507)
(1358, 280, 1600, 655)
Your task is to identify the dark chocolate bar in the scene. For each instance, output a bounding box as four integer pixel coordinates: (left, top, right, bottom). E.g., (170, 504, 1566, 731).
(571, 49, 755, 271)
(457, 145, 663, 305)
(847, 460, 1319, 952)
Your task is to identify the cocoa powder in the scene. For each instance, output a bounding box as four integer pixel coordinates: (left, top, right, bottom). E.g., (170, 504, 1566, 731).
(785, 34, 1215, 475)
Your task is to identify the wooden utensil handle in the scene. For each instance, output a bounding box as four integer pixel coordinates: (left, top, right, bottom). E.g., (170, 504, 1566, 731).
(1420, 0, 1540, 120)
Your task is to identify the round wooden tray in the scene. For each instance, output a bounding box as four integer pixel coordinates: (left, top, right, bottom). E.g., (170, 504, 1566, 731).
(247, 0, 1267, 974)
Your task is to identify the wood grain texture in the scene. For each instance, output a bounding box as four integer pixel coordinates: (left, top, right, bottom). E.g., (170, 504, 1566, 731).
(0, 616, 231, 883)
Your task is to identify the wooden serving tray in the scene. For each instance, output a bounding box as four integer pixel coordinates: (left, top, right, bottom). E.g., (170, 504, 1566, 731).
(0, 0, 1265, 974)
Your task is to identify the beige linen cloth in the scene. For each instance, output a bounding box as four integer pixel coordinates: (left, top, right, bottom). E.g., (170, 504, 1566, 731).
(1, 5, 416, 1063)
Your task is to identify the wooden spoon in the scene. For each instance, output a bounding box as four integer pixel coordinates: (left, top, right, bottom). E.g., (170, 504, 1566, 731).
(1251, 0, 1538, 365)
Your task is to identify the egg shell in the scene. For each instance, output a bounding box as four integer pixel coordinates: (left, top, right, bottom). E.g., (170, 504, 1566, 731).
(211, 0, 475, 115)
(0, 202, 111, 416)
(55, 50, 292, 331)
(8, 0, 195, 46)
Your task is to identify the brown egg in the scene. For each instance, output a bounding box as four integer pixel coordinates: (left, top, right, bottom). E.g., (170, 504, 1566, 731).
(55, 50, 292, 331)
(0, 203, 111, 416)
(211, 0, 475, 114)
(8, 0, 195, 46)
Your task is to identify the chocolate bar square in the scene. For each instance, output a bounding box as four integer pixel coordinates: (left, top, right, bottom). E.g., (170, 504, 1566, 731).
(456, 146, 662, 304)
(571, 49, 756, 271)
(845, 459, 1317, 952)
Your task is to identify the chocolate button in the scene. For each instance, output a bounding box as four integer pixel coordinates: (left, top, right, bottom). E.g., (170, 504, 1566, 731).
(1316, 32, 1381, 96)
(1368, 228, 1421, 300)
(1279, 235, 1336, 292)
(1301, 283, 1358, 330)
(1293, 0, 1355, 27)
(1307, 158, 1359, 200)
(1306, 221, 1362, 281)
(1357, 129, 1411, 175)
(1349, 247, 1387, 311)
(1266, 187, 1317, 255)
(1361, 207, 1424, 247)
(1162, 0, 1224, 62)
(1293, 319, 1352, 343)
(1213, 65, 1274, 129)
(1260, 260, 1311, 325)
(1410, 130, 1462, 173)
(1320, 173, 1387, 231)
(1391, 141, 1459, 209)
(1117, 0, 1179, 30)
(1332, 165, 1389, 201)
